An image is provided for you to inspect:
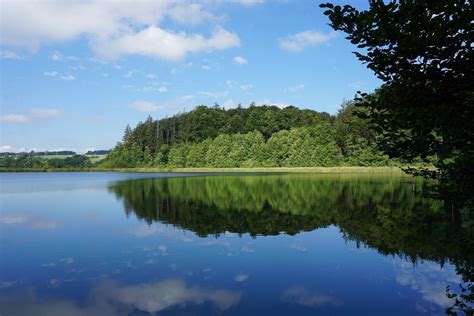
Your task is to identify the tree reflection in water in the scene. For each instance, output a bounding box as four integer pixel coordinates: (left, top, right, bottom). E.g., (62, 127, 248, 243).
(109, 174, 473, 314)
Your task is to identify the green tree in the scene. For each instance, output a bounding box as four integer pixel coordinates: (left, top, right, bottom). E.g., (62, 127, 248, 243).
(320, 1, 474, 208)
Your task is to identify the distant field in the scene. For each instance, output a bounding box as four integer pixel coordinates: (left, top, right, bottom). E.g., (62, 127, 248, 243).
(38, 154, 107, 163)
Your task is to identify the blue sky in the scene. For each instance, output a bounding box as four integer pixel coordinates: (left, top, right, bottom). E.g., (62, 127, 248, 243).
(0, 0, 379, 153)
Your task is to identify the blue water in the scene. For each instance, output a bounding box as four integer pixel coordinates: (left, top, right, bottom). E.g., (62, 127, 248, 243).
(0, 172, 471, 315)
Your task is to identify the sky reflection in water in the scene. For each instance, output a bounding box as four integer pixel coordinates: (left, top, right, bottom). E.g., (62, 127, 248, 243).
(0, 172, 472, 315)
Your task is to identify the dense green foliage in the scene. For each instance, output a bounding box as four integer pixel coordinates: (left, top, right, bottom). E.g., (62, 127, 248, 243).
(320, 1, 473, 211)
(102, 103, 402, 168)
(0, 154, 92, 169)
(109, 174, 473, 314)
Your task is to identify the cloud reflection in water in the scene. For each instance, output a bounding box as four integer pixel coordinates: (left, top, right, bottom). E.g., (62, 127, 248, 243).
(1, 278, 241, 315)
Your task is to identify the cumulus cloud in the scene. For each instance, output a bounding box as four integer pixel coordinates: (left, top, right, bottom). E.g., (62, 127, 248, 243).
(158, 86, 168, 93)
(132, 100, 162, 112)
(233, 56, 248, 65)
(279, 31, 337, 52)
(1, 2, 240, 60)
(95, 26, 240, 61)
(168, 3, 221, 25)
(282, 287, 343, 308)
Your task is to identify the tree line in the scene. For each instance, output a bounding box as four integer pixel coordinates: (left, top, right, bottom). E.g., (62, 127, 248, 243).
(101, 102, 416, 168)
(0, 154, 93, 169)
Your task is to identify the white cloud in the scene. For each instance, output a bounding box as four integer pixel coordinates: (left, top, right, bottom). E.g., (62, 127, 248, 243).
(180, 95, 195, 101)
(225, 80, 237, 87)
(1, 50, 22, 60)
(30, 108, 61, 119)
(200, 90, 228, 98)
(51, 51, 62, 60)
(279, 31, 337, 52)
(282, 287, 343, 308)
(108, 279, 241, 312)
(0, 114, 29, 123)
(234, 273, 249, 282)
(240, 245, 254, 253)
(394, 260, 460, 309)
(201, 65, 211, 70)
(60, 74, 75, 81)
(233, 56, 248, 65)
(158, 86, 168, 92)
(222, 99, 238, 109)
(288, 84, 305, 93)
(41, 71, 60, 77)
(256, 100, 291, 109)
(240, 84, 252, 91)
(96, 26, 240, 61)
(0, 279, 241, 315)
(168, 3, 221, 25)
(0, 108, 60, 124)
(0, 215, 28, 224)
(0, 215, 58, 230)
(71, 65, 86, 71)
(145, 73, 158, 79)
(235, 0, 265, 6)
(1, 2, 240, 61)
(132, 101, 162, 112)
(289, 243, 307, 252)
(0, 145, 14, 152)
(59, 257, 75, 264)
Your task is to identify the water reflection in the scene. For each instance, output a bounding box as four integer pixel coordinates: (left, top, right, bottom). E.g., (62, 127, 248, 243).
(0, 279, 241, 316)
(109, 174, 474, 314)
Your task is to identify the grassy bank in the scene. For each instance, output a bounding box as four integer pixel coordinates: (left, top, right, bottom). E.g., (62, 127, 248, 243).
(0, 166, 408, 174)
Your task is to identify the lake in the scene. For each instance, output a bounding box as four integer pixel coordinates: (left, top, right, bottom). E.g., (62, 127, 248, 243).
(0, 172, 472, 315)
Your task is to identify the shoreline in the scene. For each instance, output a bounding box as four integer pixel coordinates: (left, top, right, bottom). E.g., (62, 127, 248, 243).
(0, 166, 410, 174)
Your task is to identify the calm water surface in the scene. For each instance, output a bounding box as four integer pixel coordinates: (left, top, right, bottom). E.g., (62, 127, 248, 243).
(0, 172, 472, 315)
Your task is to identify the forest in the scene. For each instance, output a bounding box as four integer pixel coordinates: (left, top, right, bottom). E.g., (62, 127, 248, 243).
(100, 102, 414, 169)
